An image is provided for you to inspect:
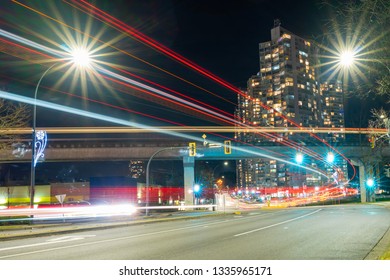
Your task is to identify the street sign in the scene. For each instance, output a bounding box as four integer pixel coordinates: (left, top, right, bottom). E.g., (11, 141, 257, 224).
(202, 134, 207, 146)
(55, 194, 66, 204)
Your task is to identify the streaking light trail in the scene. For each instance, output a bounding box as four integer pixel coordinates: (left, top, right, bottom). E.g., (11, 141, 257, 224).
(0, 27, 350, 176)
(0, 29, 324, 163)
(0, 28, 239, 126)
(0, 89, 329, 179)
(60, 0, 357, 179)
(1, 126, 386, 135)
(12, 0, 236, 107)
(1, 0, 353, 177)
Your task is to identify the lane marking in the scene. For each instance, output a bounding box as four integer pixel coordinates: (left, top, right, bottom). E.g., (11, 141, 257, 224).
(47, 235, 96, 242)
(0, 235, 96, 252)
(234, 209, 322, 237)
(0, 211, 284, 258)
(0, 214, 266, 254)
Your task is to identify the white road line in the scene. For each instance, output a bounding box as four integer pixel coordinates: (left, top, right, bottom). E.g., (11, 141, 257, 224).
(0, 235, 96, 252)
(0, 222, 235, 259)
(234, 209, 322, 237)
(47, 235, 96, 242)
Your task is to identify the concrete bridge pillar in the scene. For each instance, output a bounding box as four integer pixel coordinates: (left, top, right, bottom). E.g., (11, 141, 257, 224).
(183, 156, 195, 206)
(358, 164, 367, 203)
(351, 158, 379, 203)
(351, 159, 367, 203)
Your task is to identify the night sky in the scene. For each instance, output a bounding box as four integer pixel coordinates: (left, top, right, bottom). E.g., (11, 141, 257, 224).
(94, 0, 332, 88)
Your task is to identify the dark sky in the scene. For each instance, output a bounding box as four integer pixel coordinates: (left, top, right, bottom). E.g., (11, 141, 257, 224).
(96, 0, 330, 86)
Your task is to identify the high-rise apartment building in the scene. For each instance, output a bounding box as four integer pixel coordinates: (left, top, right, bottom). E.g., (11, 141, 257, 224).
(236, 21, 347, 189)
(321, 81, 345, 142)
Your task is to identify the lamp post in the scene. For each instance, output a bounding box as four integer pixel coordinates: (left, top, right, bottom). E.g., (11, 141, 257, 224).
(30, 63, 58, 208)
(145, 146, 187, 216)
(212, 161, 228, 193)
(380, 114, 390, 140)
(30, 47, 91, 208)
(212, 161, 228, 179)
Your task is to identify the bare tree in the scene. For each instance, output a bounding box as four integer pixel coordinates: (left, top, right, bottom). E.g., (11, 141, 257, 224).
(0, 99, 30, 152)
(319, 0, 390, 99)
(368, 108, 390, 148)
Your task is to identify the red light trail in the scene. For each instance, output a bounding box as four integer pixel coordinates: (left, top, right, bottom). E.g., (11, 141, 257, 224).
(65, 0, 356, 180)
(0, 26, 338, 179)
(2, 2, 355, 180)
(9, 0, 342, 167)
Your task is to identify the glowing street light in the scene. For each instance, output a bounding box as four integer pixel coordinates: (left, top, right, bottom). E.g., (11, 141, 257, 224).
(71, 47, 91, 67)
(339, 50, 355, 67)
(213, 161, 228, 175)
(212, 161, 229, 191)
(30, 47, 92, 208)
(380, 114, 390, 138)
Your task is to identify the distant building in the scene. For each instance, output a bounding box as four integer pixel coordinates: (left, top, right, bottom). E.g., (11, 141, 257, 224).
(236, 21, 347, 189)
(320, 80, 348, 182)
(129, 160, 144, 179)
(321, 80, 345, 143)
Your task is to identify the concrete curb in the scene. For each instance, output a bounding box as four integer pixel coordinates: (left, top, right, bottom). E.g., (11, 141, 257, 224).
(364, 224, 390, 260)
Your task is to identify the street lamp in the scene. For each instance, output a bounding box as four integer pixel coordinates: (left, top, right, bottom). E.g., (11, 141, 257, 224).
(71, 47, 91, 67)
(145, 146, 187, 216)
(339, 50, 355, 67)
(212, 161, 228, 191)
(30, 48, 91, 208)
(212, 161, 228, 176)
(380, 114, 390, 139)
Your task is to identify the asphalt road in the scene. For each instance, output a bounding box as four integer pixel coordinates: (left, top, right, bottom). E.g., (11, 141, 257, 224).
(1, 204, 389, 260)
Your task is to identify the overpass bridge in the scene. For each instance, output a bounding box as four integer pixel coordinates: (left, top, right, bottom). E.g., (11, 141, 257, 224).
(1, 135, 388, 163)
(1, 135, 389, 205)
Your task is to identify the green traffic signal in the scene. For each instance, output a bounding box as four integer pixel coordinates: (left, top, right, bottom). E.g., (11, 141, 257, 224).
(366, 178, 375, 188)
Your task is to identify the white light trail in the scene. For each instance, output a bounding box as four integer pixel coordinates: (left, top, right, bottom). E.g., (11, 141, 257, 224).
(0, 28, 348, 174)
(0, 89, 329, 179)
(0, 28, 64, 58)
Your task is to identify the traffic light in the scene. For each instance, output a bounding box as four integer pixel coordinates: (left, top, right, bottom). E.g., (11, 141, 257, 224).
(189, 142, 196, 156)
(366, 178, 375, 188)
(295, 152, 304, 164)
(369, 136, 376, 148)
(326, 152, 335, 163)
(224, 140, 231, 154)
(193, 184, 200, 193)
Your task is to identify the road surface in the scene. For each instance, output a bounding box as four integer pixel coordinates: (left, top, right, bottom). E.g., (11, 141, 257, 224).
(0, 204, 389, 260)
